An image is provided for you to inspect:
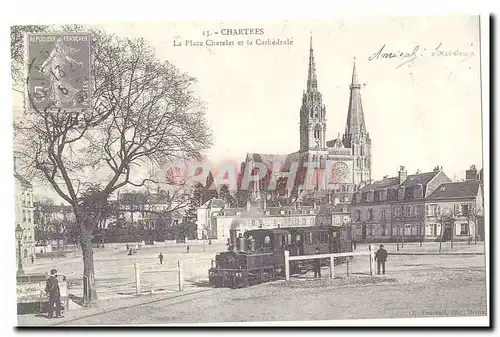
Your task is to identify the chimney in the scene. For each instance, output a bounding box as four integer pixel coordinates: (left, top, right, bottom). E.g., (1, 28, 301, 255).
(398, 165, 407, 183)
(465, 165, 478, 181)
(434, 165, 442, 172)
(416, 169, 421, 174)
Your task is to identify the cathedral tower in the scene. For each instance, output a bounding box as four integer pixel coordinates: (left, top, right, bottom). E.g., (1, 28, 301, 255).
(342, 58, 372, 187)
(299, 37, 327, 152)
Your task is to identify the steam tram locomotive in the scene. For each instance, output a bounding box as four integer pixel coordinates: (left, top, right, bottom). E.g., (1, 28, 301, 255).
(208, 226, 353, 288)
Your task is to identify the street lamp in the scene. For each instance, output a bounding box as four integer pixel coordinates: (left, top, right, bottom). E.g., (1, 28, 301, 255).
(15, 224, 24, 276)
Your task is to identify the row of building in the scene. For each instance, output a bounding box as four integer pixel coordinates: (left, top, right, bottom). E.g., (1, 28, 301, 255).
(196, 165, 484, 242)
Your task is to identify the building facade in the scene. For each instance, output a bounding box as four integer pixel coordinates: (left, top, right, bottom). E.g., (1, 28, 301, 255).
(197, 197, 351, 239)
(14, 156, 36, 260)
(350, 166, 452, 242)
(424, 169, 484, 241)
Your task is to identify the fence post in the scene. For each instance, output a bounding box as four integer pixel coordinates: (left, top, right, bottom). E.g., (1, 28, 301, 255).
(329, 254, 334, 279)
(134, 263, 141, 295)
(368, 245, 373, 276)
(284, 250, 290, 281)
(178, 260, 184, 292)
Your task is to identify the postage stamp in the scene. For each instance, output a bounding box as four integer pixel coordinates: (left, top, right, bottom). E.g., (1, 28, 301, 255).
(25, 32, 91, 112)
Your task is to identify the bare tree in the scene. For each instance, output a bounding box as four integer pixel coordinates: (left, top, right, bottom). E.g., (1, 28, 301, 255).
(466, 206, 482, 244)
(13, 27, 212, 301)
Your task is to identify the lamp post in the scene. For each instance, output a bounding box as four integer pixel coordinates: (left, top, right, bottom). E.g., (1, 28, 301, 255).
(15, 224, 24, 276)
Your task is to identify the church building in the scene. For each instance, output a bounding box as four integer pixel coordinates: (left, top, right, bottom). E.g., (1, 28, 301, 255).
(245, 37, 373, 204)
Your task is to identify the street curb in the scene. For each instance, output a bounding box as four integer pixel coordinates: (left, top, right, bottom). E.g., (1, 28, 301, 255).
(18, 288, 218, 327)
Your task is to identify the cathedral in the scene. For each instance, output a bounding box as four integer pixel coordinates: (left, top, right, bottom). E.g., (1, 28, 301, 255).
(245, 37, 373, 204)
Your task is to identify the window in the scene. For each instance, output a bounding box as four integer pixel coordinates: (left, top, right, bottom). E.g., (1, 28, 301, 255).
(381, 209, 386, 220)
(433, 224, 438, 236)
(404, 206, 411, 217)
(355, 210, 361, 222)
(302, 218, 307, 225)
(425, 205, 429, 216)
(27, 211, 31, 223)
(460, 223, 469, 235)
(368, 209, 374, 220)
(320, 232, 329, 243)
(461, 204, 470, 216)
(22, 210, 26, 222)
(410, 206, 415, 217)
(436, 205, 441, 216)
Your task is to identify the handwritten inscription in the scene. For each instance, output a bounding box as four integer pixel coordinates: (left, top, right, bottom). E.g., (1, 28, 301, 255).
(369, 43, 475, 68)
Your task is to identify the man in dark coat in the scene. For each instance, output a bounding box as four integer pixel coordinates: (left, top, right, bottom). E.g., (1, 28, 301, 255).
(158, 253, 164, 264)
(314, 247, 321, 278)
(45, 269, 62, 318)
(374, 245, 388, 275)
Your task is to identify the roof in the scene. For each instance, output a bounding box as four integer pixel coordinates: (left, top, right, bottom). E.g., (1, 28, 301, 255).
(245, 152, 301, 169)
(427, 181, 480, 200)
(359, 171, 440, 194)
(200, 198, 225, 209)
(401, 171, 439, 189)
(359, 176, 399, 192)
(14, 173, 32, 188)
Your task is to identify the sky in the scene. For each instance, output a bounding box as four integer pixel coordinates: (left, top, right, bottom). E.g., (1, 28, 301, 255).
(13, 15, 484, 200)
(94, 15, 483, 180)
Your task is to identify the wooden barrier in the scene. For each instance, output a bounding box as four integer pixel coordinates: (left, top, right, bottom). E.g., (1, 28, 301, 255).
(134, 261, 184, 295)
(284, 247, 375, 281)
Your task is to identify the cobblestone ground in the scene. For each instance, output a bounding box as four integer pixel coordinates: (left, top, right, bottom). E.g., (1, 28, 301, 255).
(18, 241, 487, 325)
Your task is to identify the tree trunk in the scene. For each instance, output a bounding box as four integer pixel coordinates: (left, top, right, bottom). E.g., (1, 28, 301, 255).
(81, 226, 98, 302)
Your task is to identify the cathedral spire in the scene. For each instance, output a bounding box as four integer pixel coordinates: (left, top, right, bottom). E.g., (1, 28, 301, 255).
(344, 57, 367, 145)
(350, 57, 361, 89)
(307, 34, 317, 91)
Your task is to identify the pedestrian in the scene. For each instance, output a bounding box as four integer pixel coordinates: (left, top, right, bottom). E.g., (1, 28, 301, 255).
(313, 247, 321, 278)
(30, 255, 34, 264)
(186, 245, 190, 254)
(45, 269, 62, 319)
(374, 244, 388, 275)
(126, 243, 129, 250)
(158, 253, 163, 264)
(353, 237, 357, 250)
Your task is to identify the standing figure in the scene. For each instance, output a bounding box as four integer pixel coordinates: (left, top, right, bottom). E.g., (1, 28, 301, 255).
(45, 269, 62, 319)
(30, 255, 35, 264)
(126, 243, 129, 251)
(353, 237, 357, 250)
(158, 253, 164, 265)
(39, 38, 84, 107)
(186, 245, 190, 254)
(313, 247, 321, 278)
(374, 244, 388, 275)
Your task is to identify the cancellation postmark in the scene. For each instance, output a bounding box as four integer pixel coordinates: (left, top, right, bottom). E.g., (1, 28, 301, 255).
(25, 32, 92, 113)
